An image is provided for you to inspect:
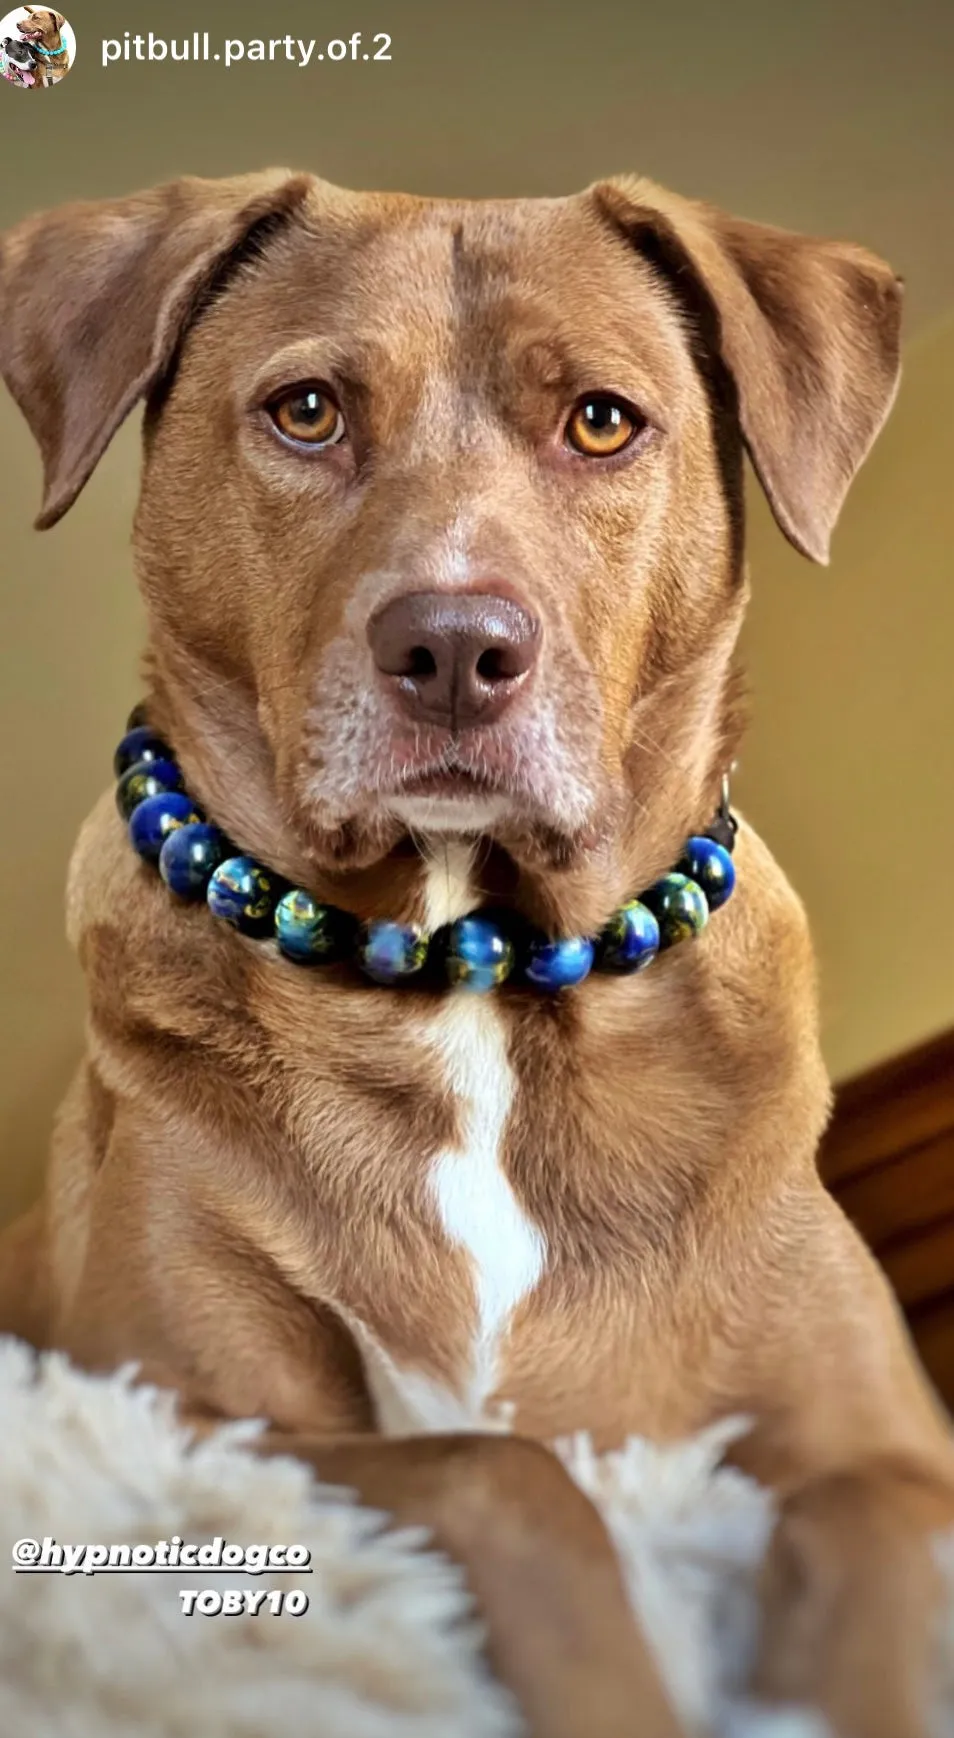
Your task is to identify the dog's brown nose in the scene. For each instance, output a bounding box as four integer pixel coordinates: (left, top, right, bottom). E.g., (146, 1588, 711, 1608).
(367, 591, 540, 728)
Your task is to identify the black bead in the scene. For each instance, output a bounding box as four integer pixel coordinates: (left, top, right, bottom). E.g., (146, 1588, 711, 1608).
(704, 811, 738, 854)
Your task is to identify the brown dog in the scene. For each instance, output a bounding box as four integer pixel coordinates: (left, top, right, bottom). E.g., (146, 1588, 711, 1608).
(14, 7, 70, 85)
(1, 169, 953, 1737)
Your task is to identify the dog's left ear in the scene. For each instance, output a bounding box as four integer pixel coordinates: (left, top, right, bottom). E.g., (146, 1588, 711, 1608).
(592, 176, 903, 564)
(0, 170, 312, 528)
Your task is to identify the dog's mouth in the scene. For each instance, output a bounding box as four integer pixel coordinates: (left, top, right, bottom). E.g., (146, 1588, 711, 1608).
(17, 27, 42, 40)
(382, 764, 507, 816)
(392, 766, 501, 799)
(378, 756, 515, 833)
(378, 731, 533, 807)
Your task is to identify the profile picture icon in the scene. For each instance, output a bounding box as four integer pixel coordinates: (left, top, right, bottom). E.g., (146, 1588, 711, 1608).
(0, 7, 75, 89)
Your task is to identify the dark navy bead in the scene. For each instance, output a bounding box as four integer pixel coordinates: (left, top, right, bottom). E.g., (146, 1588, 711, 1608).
(116, 758, 183, 821)
(159, 822, 228, 900)
(275, 890, 358, 965)
(357, 920, 428, 986)
(597, 899, 660, 974)
(207, 857, 279, 937)
(641, 872, 708, 949)
(445, 914, 515, 992)
(128, 791, 201, 863)
(524, 933, 595, 991)
(114, 727, 171, 779)
(679, 835, 736, 911)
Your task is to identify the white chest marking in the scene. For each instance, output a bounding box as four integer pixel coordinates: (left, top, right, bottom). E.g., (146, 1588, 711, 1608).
(361, 838, 548, 1435)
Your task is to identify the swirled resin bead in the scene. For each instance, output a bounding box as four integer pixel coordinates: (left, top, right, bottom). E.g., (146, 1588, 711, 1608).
(524, 933, 595, 991)
(159, 822, 228, 900)
(116, 757, 183, 821)
(207, 856, 279, 937)
(679, 835, 736, 911)
(445, 914, 515, 991)
(275, 890, 358, 964)
(128, 791, 201, 863)
(357, 919, 428, 985)
(641, 872, 709, 949)
(596, 899, 660, 974)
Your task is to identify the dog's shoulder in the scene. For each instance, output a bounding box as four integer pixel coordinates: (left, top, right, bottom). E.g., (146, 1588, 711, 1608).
(65, 789, 243, 1036)
(721, 819, 815, 979)
(702, 818, 829, 1117)
(66, 789, 139, 953)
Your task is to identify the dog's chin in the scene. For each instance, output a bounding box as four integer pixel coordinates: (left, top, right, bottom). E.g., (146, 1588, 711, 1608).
(384, 790, 514, 837)
(378, 756, 597, 857)
(299, 802, 609, 888)
(290, 768, 600, 875)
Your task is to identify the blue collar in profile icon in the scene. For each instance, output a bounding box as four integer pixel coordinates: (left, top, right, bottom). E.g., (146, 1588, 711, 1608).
(0, 7, 76, 88)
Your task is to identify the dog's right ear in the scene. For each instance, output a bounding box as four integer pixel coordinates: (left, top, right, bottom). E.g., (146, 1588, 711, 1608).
(0, 171, 313, 528)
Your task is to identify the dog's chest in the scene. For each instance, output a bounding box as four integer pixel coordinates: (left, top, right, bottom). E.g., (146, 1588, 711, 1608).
(348, 843, 548, 1434)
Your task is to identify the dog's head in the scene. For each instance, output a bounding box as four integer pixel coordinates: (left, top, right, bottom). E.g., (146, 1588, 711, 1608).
(16, 8, 64, 46)
(3, 36, 36, 63)
(0, 172, 901, 912)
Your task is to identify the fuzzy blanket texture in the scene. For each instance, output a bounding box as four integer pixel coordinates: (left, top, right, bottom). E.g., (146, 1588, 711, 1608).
(2, 1336, 953, 1738)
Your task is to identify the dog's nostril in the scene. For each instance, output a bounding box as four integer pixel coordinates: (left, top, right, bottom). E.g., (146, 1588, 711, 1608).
(407, 645, 438, 680)
(476, 646, 514, 683)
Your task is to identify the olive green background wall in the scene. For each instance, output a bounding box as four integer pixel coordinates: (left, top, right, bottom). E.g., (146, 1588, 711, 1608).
(1, 0, 953, 1223)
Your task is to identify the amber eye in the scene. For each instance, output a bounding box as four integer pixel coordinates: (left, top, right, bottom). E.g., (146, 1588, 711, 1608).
(267, 384, 345, 447)
(565, 395, 641, 458)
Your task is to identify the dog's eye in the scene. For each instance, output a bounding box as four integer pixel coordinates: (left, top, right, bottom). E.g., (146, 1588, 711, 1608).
(565, 396, 641, 458)
(267, 385, 346, 447)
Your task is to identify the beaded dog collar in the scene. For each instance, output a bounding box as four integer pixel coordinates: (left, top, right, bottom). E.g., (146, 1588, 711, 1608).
(113, 705, 738, 993)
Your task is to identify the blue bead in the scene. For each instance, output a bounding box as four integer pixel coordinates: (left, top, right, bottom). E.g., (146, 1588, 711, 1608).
(275, 890, 358, 964)
(128, 791, 201, 863)
(445, 915, 515, 992)
(114, 727, 171, 778)
(679, 836, 736, 911)
(159, 822, 228, 900)
(524, 933, 595, 991)
(125, 702, 151, 732)
(207, 857, 279, 937)
(357, 920, 428, 985)
(597, 899, 660, 974)
(116, 758, 183, 821)
(641, 872, 708, 949)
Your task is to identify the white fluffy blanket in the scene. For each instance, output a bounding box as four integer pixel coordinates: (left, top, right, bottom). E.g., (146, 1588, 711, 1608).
(2, 1336, 952, 1738)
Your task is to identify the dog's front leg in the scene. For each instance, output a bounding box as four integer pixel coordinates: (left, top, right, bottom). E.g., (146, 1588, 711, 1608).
(254, 1429, 686, 1738)
(753, 1458, 954, 1738)
(723, 1194, 954, 1737)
